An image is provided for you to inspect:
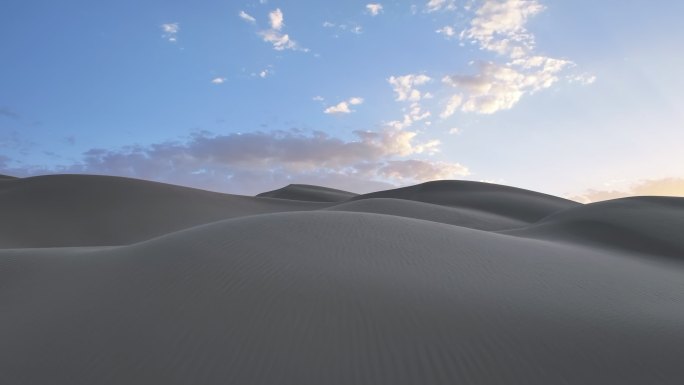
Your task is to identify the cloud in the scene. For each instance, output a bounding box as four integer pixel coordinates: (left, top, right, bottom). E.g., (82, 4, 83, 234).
(259, 69, 271, 78)
(366, 3, 383, 16)
(569, 73, 597, 85)
(161, 23, 179, 42)
(461, 0, 544, 58)
(322, 21, 363, 36)
(425, 0, 457, 13)
(388, 74, 432, 102)
(379, 159, 469, 181)
(211, 77, 227, 84)
(448, 127, 461, 134)
(269, 8, 284, 30)
(324, 102, 351, 114)
(424, 0, 590, 119)
(442, 59, 570, 114)
(312, 96, 325, 101)
(386, 102, 432, 131)
(1, 128, 468, 194)
(258, 9, 306, 51)
(570, 178, 684, 203)
(239, 10, 256, 23)
(440, 94, 463, 118)
(435, 26, 456, 38)
(324, 97, 364, 114)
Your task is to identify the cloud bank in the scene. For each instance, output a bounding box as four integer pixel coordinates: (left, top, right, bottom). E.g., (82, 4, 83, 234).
(1, 129, 468, 195)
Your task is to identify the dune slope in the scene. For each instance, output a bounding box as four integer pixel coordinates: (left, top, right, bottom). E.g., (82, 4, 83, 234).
(0, 174, 328, 248)
(351, 180, 580, 223)
(257, 183, 358, 202)
(1, 211, 683, 384)
(506, 196, 684, 259)
(324, 197, 527, 230)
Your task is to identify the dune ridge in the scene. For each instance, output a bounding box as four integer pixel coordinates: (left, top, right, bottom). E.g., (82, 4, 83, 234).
(257, 183, 358, 202)
(1, 174, 683, 384)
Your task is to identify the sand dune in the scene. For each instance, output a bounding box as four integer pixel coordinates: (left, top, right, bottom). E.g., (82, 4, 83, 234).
(351, 180, 580, 223)
(0, 174, 327, 248)
(506, 196, 684, 259)
(1, 174, 684, 384)
(324, 197, 527, 230)
(257, 183, 358, 202)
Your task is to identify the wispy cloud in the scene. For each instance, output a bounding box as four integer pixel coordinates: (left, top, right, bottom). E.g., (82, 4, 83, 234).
(388, 74, 431, 102)
(438, 0, 586, 116)
(259, 8, 306, 51)
(161, 23, 179, 42)
(322, 21, 364, 36)
(366, 3, 384, 16)
(425, 0, 457, 13)
(461, 0, 544, 58)
(435, 25, 456, 38)
(259, 69, 272, 78)
(238, 10, 256, 24)
(324, 97, 364, 114)
(441, 58, 570, 115)
(211, 77, 227, 84)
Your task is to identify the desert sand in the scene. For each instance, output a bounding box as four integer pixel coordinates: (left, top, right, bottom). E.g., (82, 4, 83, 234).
(1, 174, 683, 384)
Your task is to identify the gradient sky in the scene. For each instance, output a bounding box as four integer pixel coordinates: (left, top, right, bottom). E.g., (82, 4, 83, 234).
(2, 0, 683, 199)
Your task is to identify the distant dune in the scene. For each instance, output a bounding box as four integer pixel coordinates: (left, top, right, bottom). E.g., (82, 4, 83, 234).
(257, 183, 358, 202)
(1, 174, 683, 384)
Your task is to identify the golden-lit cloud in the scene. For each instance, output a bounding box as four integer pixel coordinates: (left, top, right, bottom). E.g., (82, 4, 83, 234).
(571, 178, 684, 203)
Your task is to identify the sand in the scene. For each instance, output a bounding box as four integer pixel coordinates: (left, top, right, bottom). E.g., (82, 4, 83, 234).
(1, 174, 683, 384)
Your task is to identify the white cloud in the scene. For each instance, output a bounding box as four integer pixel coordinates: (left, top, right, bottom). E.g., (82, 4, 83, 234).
(425, 0, 457, 13)
(161, 23, 179, 42)
(324, 102, 351, 114)
(442, 59, 571, 114)
(440, 94, 463, 118)
(436, 25, 456, 38)
(351, 25, 363, 34)
(385, 103, 432, 130)
(569, 73, 597, 85)
(448, 127, 461, 134)
(388, 74, 432, 102)
(322, 21, 335, 28)
(461, 0, 545, 58)
(325, 97, 363, 114)
(239, 11, 256, 23)
(312, 95, 325, 101)
(366, 3, 384, 16)
(432, 0, 581, 116)
(269, 8, 284, 30)
(211, 77, 227, 84)
(259, 69, 271, 78)
(260, 30, 298, 51)
(258, 9, 306, 51)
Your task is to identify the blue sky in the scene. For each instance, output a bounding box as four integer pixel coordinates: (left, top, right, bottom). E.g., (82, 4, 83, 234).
(1, 0, 683, 199)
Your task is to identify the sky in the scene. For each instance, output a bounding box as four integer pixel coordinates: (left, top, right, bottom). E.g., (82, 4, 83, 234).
(1, 0, 684, 200)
